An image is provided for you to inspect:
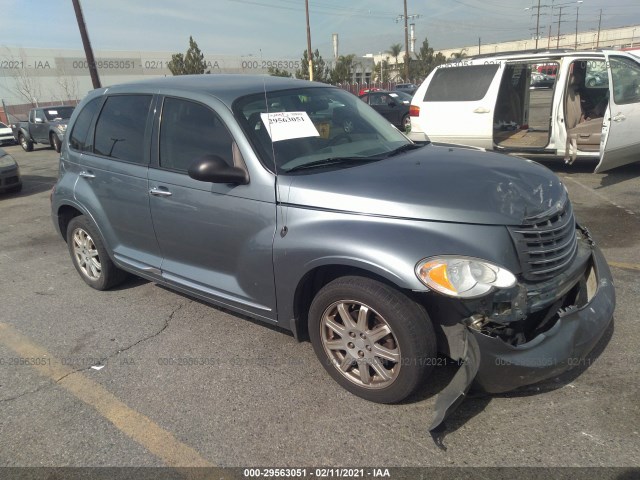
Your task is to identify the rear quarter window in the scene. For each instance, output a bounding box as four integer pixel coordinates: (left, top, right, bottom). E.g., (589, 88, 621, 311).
(424, 64, 500, 102)
(69, 98, 102, 152)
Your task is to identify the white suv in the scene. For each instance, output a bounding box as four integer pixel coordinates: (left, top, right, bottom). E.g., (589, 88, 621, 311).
(408, 50, 640, 173)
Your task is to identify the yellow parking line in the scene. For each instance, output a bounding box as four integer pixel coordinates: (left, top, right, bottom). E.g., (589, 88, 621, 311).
(608, 261, 640, 271)
(0, 322, 215, 468)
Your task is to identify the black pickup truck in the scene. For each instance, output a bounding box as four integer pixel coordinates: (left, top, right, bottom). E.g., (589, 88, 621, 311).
(14, 106, 75, 153)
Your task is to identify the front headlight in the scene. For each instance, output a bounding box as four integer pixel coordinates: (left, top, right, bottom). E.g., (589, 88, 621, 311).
(0, 155, 17, 168)
(56, 124, 67, 132)
(415, 256, 516, 298)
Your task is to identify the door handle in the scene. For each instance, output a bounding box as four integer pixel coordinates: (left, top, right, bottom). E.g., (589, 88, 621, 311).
(612, 113, 626, 122)
(79, 171, 95, 179)
(149, 187, 172, 197)
(473, 107, 491, 114)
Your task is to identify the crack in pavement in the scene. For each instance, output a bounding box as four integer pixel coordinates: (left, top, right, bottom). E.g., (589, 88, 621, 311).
(0, 301, 188, 403)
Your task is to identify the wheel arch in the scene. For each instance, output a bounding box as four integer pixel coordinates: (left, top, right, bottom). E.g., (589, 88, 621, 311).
(56, 204, 84, 241)
(290, 263, 416, 342)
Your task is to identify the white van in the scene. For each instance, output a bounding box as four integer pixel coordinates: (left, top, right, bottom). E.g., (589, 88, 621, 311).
(408, 50, 640, 173)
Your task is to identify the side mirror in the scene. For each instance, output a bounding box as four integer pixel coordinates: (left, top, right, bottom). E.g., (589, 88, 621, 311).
(188, 155, 249, 185)
(34, 117, 44, 124)
(388, 100, 397, 107)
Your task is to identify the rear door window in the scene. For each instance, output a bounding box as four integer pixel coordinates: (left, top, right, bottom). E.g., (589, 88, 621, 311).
(424, 64, 500, 101)
(94, 95, 152, 164)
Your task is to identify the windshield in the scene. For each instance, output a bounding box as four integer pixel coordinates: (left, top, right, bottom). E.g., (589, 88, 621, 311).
(0, 122, 8, 128)
(43, 106, 75, 121)
(233, 87, 411, 173)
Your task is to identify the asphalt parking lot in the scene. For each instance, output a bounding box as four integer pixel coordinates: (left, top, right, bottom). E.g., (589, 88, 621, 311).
(0, 144, 639, 472)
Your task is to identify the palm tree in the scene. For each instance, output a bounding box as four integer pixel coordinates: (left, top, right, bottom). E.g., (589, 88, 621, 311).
(388, 43, 403, 78)
(449, 49, 468, 60)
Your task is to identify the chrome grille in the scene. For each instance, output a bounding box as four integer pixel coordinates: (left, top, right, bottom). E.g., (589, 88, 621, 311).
(507, 200, 578, 281)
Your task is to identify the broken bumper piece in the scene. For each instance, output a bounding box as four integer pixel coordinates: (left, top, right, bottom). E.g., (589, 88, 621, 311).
(429, 245, 615, 431)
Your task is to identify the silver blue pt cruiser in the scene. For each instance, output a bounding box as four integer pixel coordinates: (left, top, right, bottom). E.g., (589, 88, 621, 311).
(51, 75, 615, 430)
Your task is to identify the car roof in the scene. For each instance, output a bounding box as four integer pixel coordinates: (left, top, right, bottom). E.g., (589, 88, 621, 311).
(100, 74, 331, 108)
(448, 49, 622, 65)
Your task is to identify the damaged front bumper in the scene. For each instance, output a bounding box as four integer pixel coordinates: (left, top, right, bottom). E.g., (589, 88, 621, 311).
(430, 243, 615, 431)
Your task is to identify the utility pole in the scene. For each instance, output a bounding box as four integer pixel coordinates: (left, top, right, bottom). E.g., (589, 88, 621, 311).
(478, 37, 481, 55)
(596, 9, 602, 49)
(305, 0, 313, 81)
(403, 0, 409, 81)
(396, 4, 420, 81)
(535, 0, 541, 49)
(575, 5, 580, 50)
(71, 0, 101, 89)
(525, 0, 545, 50)
(556, 6, 564, 49)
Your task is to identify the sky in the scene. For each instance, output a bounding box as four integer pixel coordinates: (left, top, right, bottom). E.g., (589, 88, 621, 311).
(1, 0, 639, 59)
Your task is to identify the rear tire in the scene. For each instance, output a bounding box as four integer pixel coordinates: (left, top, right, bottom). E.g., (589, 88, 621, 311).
(51, 133, 61, 153)
(401, 114, 411, 133)
(19, 134, 33, 152)
(66, 215, 128, 290)
(308, 276, 436, 404)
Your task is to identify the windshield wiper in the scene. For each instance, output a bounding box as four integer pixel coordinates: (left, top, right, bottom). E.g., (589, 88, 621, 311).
(284, 157, 377, 173)
(385, 143, 425, 158)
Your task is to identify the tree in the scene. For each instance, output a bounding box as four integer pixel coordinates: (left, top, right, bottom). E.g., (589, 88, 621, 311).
(54, 64, 80, 103)
(409, 37, 447, 81)
(268, 66, 292, 77)
(3, 48, 42, 106)
(295, 49, 330, 83)
(330, 54, 356, 84)
(168, 36, 210, 75)
(449, 49, 468, 60)
(373, 58, 391, 83)
(388, 43, 403, 79)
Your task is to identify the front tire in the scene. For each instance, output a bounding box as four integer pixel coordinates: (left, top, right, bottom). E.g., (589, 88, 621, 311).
(66, 215, 127, 290)
(19, 134, 33, 152)
(309, 276, 436, 403)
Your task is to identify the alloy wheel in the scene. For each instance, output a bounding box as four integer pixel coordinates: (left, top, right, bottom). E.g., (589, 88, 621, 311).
(71, 227, 102, 280)
(320, 300, 401, 389)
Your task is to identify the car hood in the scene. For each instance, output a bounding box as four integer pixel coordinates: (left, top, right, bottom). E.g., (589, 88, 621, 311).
(282, 144, 567, 226)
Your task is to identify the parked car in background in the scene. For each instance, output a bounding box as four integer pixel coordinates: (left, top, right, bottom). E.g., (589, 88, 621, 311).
(358, 87, 381, 96)
(0, 122, 15, 145)
(0, 148, 22, 193)
(14, 105, 74, 153)
(52, 74, 614, 431)
(359, 90, 411, 131)
(409, 50, 640, 173)
(536, 63, 557, 77)
(394, 83, 418, 95)
(530, 72, 555, 89)
(586, 71, 609, 87)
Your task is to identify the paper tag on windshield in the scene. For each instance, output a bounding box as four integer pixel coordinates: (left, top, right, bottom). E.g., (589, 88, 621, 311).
(48, 110, 58, 115)
(260, 112, 320, 142)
